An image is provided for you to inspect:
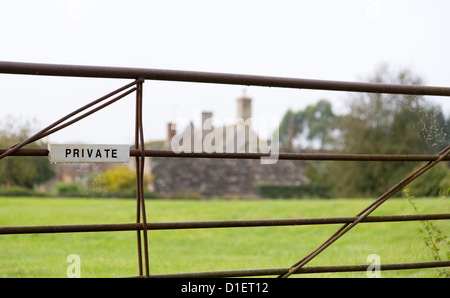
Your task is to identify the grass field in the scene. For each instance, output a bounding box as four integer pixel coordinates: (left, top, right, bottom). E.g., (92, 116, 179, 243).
(0, 196, 448, 278)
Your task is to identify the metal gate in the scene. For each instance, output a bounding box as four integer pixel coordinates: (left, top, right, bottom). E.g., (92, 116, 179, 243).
(0, 61, 449, 278)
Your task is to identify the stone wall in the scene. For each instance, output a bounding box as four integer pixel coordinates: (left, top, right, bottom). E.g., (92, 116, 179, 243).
(149, 157, 308, 198)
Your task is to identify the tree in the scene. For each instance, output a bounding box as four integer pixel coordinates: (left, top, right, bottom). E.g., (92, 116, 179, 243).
(332, 64, 449, 197)
(276, 108, 300, 150)
(302, 99, 336, 149)
(0, 116, 54, 188)
(276, 99, 337, 150)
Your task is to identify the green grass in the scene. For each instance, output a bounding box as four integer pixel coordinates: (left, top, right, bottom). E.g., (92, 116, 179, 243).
(0, 196, 448, 278)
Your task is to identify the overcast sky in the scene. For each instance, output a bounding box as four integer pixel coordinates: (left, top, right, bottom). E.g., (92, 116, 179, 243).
(1, 0, 449, 144)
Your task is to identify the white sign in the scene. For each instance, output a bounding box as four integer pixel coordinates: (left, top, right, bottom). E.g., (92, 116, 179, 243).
(48, 144, 130, 163)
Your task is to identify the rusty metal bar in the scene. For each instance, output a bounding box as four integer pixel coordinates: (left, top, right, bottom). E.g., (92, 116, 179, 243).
(134, 79, 150, 278)
(139, 81, 150, 278)
(2, 148, 450, 162)
(148, 261, 450, 278)
(137, 150, 450, 162)
(2, 61, 450, 96)
(135, 85, 143, 277)
(1, 213, 448, 235)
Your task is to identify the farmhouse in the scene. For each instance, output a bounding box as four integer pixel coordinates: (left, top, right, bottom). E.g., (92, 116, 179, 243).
(144, 94, 310, 198)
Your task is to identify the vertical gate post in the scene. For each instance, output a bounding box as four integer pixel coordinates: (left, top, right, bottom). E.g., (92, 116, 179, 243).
(134, 79, 150, 277)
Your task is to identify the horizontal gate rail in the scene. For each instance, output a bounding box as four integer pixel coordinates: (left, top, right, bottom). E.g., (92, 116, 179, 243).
(148, 261, 450, 278)
(1, 213, 449, 235)
(2, 61, 450, 96)
(2, 148, 450, 162)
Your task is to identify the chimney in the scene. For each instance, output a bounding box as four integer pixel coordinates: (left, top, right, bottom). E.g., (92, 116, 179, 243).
(201, 111, 213, 140)
(237, 92, 252, 152)
(237, 92, 252, 122)
(166, 122, 176, 146)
